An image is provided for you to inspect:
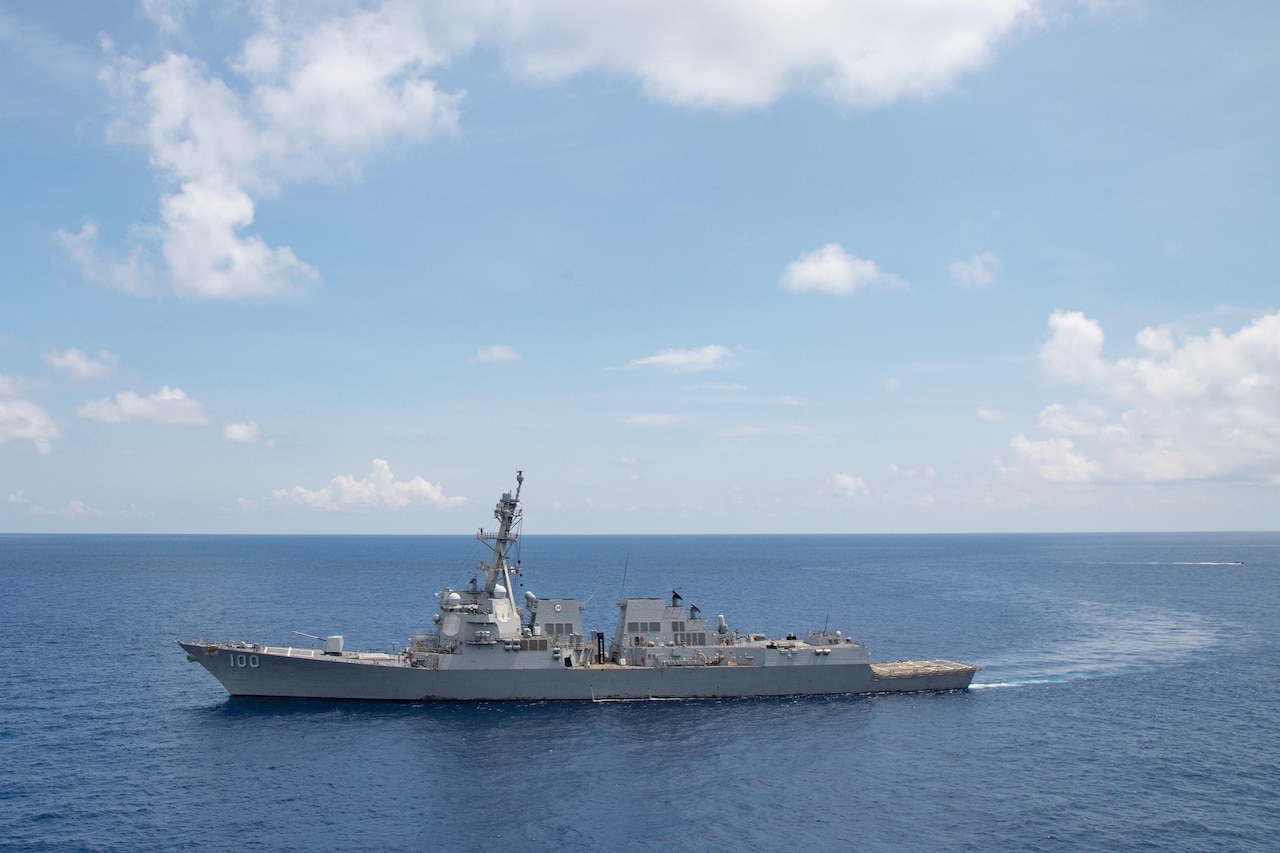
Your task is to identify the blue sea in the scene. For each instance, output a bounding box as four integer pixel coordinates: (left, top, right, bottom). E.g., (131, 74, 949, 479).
(2, 532, 1278, 851)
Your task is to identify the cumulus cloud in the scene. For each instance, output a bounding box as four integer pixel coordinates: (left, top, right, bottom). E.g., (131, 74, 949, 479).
(67, 1, 1062, 299)
(222, 421, 260, 442)
(1010, 434, 1100, 482)
(949, 251, 1002, 287)
(1035, 402, 1111, 437)
(66, 4, 461, 298)
(56, 222, 161, 295)
(0, 399, 61, 454)
(45, 347, 118, 380)
(779, 243, 902, 295)
(832, 473, 868, 497)
(630, 345, 730, 372)
(76, 386, 210, 425)
(1017, 309, 1280, 483)
(1039, 309, 1110, 384)
(977, 407, 1008, 422)
(270, 459, 465, 511)
(471, 344, 521, 363)
(167, 0, 1047, 113)
(486, 0, 1043, 108)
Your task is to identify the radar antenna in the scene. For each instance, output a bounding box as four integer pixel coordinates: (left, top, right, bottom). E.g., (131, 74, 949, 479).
(475, 471, 524, 597)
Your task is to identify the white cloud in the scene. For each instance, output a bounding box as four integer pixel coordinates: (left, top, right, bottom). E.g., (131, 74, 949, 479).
(487, 1, 1044, 108)
(63, 499, 102, 517)
(45, 347, 118, 380)
(30, 499, 105, 517)
(76, 386, 210, 425)
(774, 395, 807, 406)
(1036, 402, 1109, 437)
(56, 222, 161, 295)
(471, 344, 522, 363)
(67, 5, 460, 298)
(977, 407, 1008, 422)
(1019, 309, 1280, 483)
(270, 459, 465, 511)
(69, 1, 1062, 298)
(624, 413, 681, 427)
(832, 473, 868, 497)
(1039, 309, 1110, 384)
(222, 421, 260, 442)
(949, 251, 1002, 287)
(139, 0, 196, 34)
(630, 345, 730, 372)
(0, 399, 60, 454)
(779, 243, 902, 295)
(1011, 434, 1100, 482)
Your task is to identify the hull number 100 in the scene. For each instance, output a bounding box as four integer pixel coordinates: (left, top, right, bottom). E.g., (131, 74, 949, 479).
(229, 653, 260, 668)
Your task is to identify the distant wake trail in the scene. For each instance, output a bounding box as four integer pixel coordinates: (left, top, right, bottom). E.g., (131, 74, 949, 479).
(1091, 561, 1244, 566)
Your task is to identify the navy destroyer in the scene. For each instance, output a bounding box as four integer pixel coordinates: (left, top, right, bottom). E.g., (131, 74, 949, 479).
(179, 473, 978, 700)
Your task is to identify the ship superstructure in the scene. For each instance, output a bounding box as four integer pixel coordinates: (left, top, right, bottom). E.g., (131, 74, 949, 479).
(179, 473, 977, 701)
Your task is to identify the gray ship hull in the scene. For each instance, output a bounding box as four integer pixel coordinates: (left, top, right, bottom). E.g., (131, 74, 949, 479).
(179, 641, 978, 701)
(177, 474, 979, 703)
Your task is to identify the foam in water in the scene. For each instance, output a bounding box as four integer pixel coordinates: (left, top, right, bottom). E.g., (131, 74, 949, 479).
(972, 600, 1224, 687)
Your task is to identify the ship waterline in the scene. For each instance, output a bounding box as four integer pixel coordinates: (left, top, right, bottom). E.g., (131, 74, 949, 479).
(180, 473, 978, 701)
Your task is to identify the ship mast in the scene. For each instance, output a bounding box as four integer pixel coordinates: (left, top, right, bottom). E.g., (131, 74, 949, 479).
(477, 470, 523, 597)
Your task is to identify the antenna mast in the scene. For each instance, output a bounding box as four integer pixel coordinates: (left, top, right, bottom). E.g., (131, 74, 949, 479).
(476, 470, 523, 595)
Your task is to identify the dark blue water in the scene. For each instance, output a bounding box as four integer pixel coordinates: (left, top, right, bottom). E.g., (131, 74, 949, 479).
(2, 533, 1277, 851)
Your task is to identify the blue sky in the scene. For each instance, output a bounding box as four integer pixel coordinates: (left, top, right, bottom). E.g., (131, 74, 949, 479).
(2, 0, 1278, 533)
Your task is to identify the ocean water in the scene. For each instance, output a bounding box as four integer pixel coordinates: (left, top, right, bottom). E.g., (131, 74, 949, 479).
(1, 532, 1277, 851)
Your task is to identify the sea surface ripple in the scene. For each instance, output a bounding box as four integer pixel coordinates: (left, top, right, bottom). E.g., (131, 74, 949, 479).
(1, 532, 1277, 851)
